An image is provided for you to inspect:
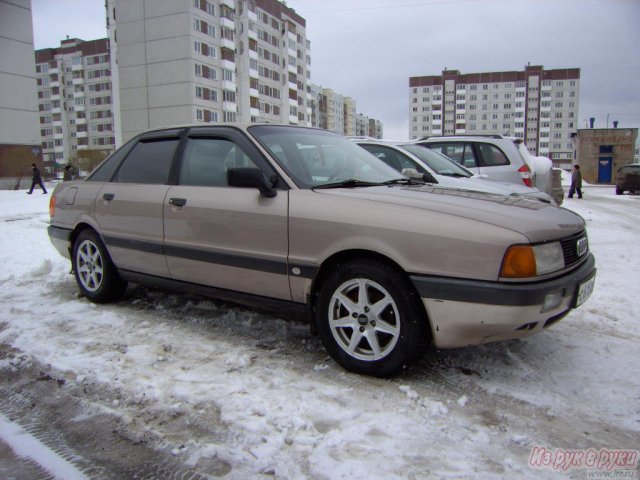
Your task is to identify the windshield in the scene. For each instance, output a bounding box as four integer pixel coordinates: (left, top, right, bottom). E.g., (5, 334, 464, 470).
(401, 144, 473, 177)
(249, 125, 402, 188)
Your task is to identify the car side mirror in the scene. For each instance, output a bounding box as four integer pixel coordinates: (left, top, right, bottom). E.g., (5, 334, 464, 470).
(402, 168, 438, 184)
(227, 168, 277, 198)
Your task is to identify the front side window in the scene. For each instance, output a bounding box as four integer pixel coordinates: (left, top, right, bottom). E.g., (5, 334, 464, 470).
(359, 144, 424, 174)
(426, 142, 478, 169)
(115, 139, 178, 184)
(179, 138, 258, 187)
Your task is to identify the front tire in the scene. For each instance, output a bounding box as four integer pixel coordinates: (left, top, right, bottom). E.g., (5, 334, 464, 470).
(72, 229, 127, 303)
(314, 260, 429, 377)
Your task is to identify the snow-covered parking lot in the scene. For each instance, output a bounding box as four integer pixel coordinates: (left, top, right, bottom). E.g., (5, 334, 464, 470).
(0, 184, 638, 479)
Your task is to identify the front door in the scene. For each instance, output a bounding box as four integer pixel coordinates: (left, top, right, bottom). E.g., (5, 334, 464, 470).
(163, 130, 291, 300)
(598, 157, 613, 183)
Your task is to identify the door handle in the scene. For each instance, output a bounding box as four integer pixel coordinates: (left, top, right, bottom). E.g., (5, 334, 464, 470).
(103, 193, 114, 201)
(169, 198, 187, 207)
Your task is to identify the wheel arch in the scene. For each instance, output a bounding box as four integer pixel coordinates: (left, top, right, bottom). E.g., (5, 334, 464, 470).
(308, 248, 427, 320)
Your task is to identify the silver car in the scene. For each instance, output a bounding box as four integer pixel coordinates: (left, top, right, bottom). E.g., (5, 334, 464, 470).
(48, 125, 596, 377)
(355, 139, 555, 203)
(415, 135, 551, 193)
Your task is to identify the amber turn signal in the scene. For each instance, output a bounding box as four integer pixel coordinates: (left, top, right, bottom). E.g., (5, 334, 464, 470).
(49, 195, 56, 218)
(500, 245, 536, 278)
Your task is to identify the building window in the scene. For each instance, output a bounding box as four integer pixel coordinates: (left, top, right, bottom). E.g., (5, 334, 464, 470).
(599, 145, 613, 153)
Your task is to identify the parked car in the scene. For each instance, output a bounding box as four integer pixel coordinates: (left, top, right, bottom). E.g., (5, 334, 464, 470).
(48, 125, 596, 377)
(354, 139, 555, 203)
(615, 163, 640, 195)
(414, 135, 555, 195)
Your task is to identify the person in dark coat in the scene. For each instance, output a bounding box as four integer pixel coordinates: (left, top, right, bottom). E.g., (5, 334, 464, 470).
(27, 163, 47, 194)
(568, 164, 583, 199)
(63, 165, 73, 181)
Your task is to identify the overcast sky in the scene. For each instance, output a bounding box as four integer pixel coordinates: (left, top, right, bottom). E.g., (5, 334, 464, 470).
(32, 0, 640, 140)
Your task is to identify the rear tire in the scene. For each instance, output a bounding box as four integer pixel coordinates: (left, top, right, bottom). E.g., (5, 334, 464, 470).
(72, 229, 127, 303)
(615, 187, 623, 195)
(314, 259, 429, 377)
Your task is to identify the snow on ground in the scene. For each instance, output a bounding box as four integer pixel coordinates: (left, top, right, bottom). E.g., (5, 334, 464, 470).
(0, 183, 638, 479)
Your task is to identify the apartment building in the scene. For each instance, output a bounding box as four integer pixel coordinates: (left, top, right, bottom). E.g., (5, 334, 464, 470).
(35, 38, 115, 173)
(106, 0, 312, 144)
(308, 86, 383, 138)
(0, 0, 42, 184)
(409, 65, 580, 164)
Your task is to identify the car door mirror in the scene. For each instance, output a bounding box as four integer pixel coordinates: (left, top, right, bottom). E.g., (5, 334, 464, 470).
(227, 168, 277, 198)
(402, 168, 438, 184)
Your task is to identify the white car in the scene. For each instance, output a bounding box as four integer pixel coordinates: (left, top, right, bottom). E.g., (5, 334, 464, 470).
(355, 139, 556, 204)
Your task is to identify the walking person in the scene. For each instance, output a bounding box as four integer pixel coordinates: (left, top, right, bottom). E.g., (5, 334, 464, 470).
(26, 163, 47, 194)
(568, 164, 582, 199)
(63, 165, 73, 181)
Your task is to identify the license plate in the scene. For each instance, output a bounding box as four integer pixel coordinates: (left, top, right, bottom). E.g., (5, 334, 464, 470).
(575, 274, 596, 307)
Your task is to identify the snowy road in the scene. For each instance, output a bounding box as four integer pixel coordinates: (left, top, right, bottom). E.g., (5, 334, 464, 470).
(0, 185, 638, 479)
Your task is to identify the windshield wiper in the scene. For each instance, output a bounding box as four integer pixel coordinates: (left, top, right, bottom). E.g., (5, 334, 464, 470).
(382, 178, 422, 186)
(313, 179, 384, 190)
(439, 173, 469, 178)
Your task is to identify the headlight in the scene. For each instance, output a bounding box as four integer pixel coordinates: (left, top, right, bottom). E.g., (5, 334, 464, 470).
(500, 242, 564, 278)
(532, 242, 564, 275)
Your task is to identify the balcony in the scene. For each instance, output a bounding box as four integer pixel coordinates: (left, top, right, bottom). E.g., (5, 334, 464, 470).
(53, 132, 64, 140)
(248, 28, 257, 40)
(221, 37, 234, 50)
(220, 16, 234, 30)
(220, 0, 235, 9)
(288, 64, 296, 74)
(222, 80, 236, 92)
(73, 77, 84, 85)
(54, 145, 64, 152)
(76, 131, 88, 138)
(223, 101, 236, 112)
(75, 104, 85, 112)
(289, 115, 298, 124)
(455, 128, 466, 134)
(248, 10, 257, 22)
(221, 59, 235, 71)
(77, 144, 88, 150)
(71, 63, 83, 71)
(51, 106, 62, 114)
(50, 81, 60, 88)
(53, 120, 63, 127)
(75, 117, 86, 125)
(250, 107, 260, 117)
(249, 67, 258, 78)
(249, 87, 259, 98)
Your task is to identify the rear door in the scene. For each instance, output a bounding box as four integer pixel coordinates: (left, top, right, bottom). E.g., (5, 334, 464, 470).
(163, 127, 291, 300)
(94, 130, 181, 277)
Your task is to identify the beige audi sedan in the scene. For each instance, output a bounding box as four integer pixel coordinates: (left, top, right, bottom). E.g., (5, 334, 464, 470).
(48, 125, 596, 376)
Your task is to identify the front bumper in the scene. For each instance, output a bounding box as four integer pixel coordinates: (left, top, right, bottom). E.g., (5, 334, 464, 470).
(410, 254, 596, 348)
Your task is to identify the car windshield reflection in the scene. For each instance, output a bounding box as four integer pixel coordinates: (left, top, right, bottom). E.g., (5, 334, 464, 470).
(249, 125, 401, 189)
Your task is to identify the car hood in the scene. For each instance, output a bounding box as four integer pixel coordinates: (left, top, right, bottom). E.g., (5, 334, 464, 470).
(317, 185, 584, 242)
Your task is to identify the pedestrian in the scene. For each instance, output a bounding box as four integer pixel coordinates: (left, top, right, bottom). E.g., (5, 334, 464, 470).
(26, 163, 47, 194)
(568, 164, 582, 199)
(63, 165, 73, 181)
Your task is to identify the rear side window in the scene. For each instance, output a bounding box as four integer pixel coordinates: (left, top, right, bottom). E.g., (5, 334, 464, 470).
(114, 139, 179, 184)
(477, 144, 510, 166)
(179, 138, 258, 187)
(87, 138, 136, 182)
